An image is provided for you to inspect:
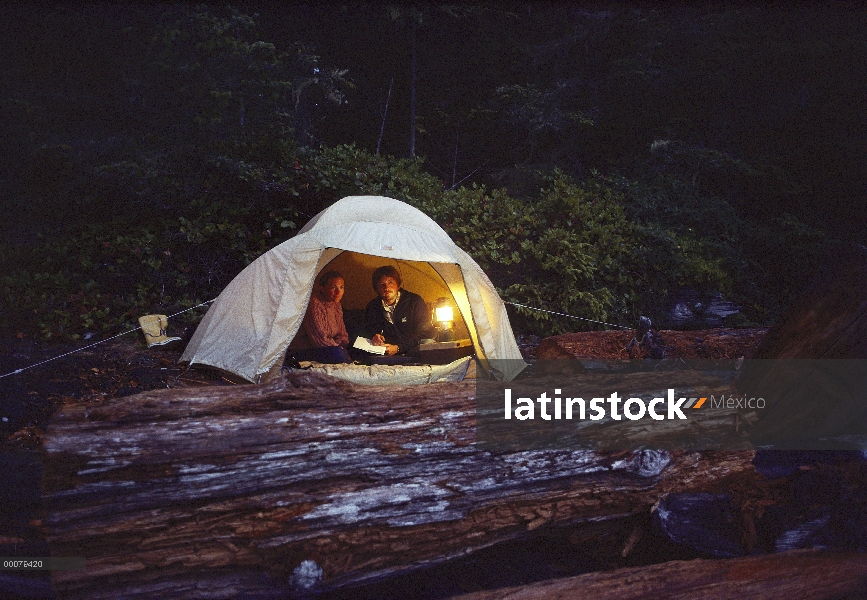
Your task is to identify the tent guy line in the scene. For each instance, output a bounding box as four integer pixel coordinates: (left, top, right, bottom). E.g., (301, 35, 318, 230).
(0, 300, 216, 379)
(505, 302, 633, 330)
(0, 299, 628, 381)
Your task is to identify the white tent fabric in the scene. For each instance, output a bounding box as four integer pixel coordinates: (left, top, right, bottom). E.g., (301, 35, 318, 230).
(180, 196, 526, 382)
(304, 356, 473, 386)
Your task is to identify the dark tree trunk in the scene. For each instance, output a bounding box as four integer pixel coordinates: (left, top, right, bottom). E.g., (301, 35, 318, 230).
(376, 77, 393, 155)
(409, 17, 417, 158)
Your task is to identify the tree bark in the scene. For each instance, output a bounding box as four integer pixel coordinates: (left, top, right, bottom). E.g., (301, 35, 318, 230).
(376, 77, 393, 155)
(450, 549, 867, 600)
(452, 130, 459, 188)
(42, 371, 756, 599)
(409, 16, 417, 158)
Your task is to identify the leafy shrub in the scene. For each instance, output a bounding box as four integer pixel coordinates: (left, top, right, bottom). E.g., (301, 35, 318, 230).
(305, 146, 730, 334)
(610, 170, 828, 322)
(0, 140, 821, 340)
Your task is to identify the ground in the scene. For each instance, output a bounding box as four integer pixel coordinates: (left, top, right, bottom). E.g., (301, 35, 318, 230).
(2, 326, 769, 451)
(3, 326, 867, 600)
(0, 323, 770, 560)
(521, 327, 769, 360)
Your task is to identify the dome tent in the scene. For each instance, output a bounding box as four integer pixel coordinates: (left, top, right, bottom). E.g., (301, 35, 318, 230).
(180, 196, 525, 382)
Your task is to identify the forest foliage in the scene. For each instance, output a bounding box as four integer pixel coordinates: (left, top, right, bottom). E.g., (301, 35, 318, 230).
(1, 4, 857, 340)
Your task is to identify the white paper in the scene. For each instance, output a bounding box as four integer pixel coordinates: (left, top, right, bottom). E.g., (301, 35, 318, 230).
(353, 336, 386, 355)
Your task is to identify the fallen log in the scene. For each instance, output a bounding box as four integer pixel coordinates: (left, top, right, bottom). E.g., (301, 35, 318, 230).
(476, 368, 757, 452)
(449, 549, 867, 600)
(42, 371, 756, 599)
(534, 328, 769, 361)
(736, 243, 867, 447)
(752, 243, 867, 360)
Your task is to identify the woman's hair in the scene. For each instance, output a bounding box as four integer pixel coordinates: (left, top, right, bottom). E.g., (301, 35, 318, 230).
(318, 270, 344, 287)
(371, 265, 401, 291)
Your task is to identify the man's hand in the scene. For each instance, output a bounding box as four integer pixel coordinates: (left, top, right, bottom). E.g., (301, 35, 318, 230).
(371, 334, 398, 355)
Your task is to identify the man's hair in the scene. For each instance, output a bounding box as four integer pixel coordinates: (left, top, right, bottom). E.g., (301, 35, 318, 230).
(318, 270, 343, 287)
(371, 265, 401, 291)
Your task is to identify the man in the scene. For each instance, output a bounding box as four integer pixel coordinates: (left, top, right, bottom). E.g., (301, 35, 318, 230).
(365, 266, 436, 356)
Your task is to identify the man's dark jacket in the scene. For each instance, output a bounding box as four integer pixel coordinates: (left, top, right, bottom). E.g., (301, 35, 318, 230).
(364, 289, 436, 355)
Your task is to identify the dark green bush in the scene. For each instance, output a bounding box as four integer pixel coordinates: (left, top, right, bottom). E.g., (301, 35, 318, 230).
(0, 142, 825, 340)
(300, 146, 732, 334)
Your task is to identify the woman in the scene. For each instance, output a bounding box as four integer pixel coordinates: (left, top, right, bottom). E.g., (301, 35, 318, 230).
(293, 271, 352, 363)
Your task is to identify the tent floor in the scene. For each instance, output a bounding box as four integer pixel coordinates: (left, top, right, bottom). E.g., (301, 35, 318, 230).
(294, 356, 475, 386)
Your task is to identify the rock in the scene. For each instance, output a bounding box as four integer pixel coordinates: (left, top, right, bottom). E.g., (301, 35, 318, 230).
(666, 291, 741, 329)
(652, 493, 747, 558)
(653, 453, 867, 558)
